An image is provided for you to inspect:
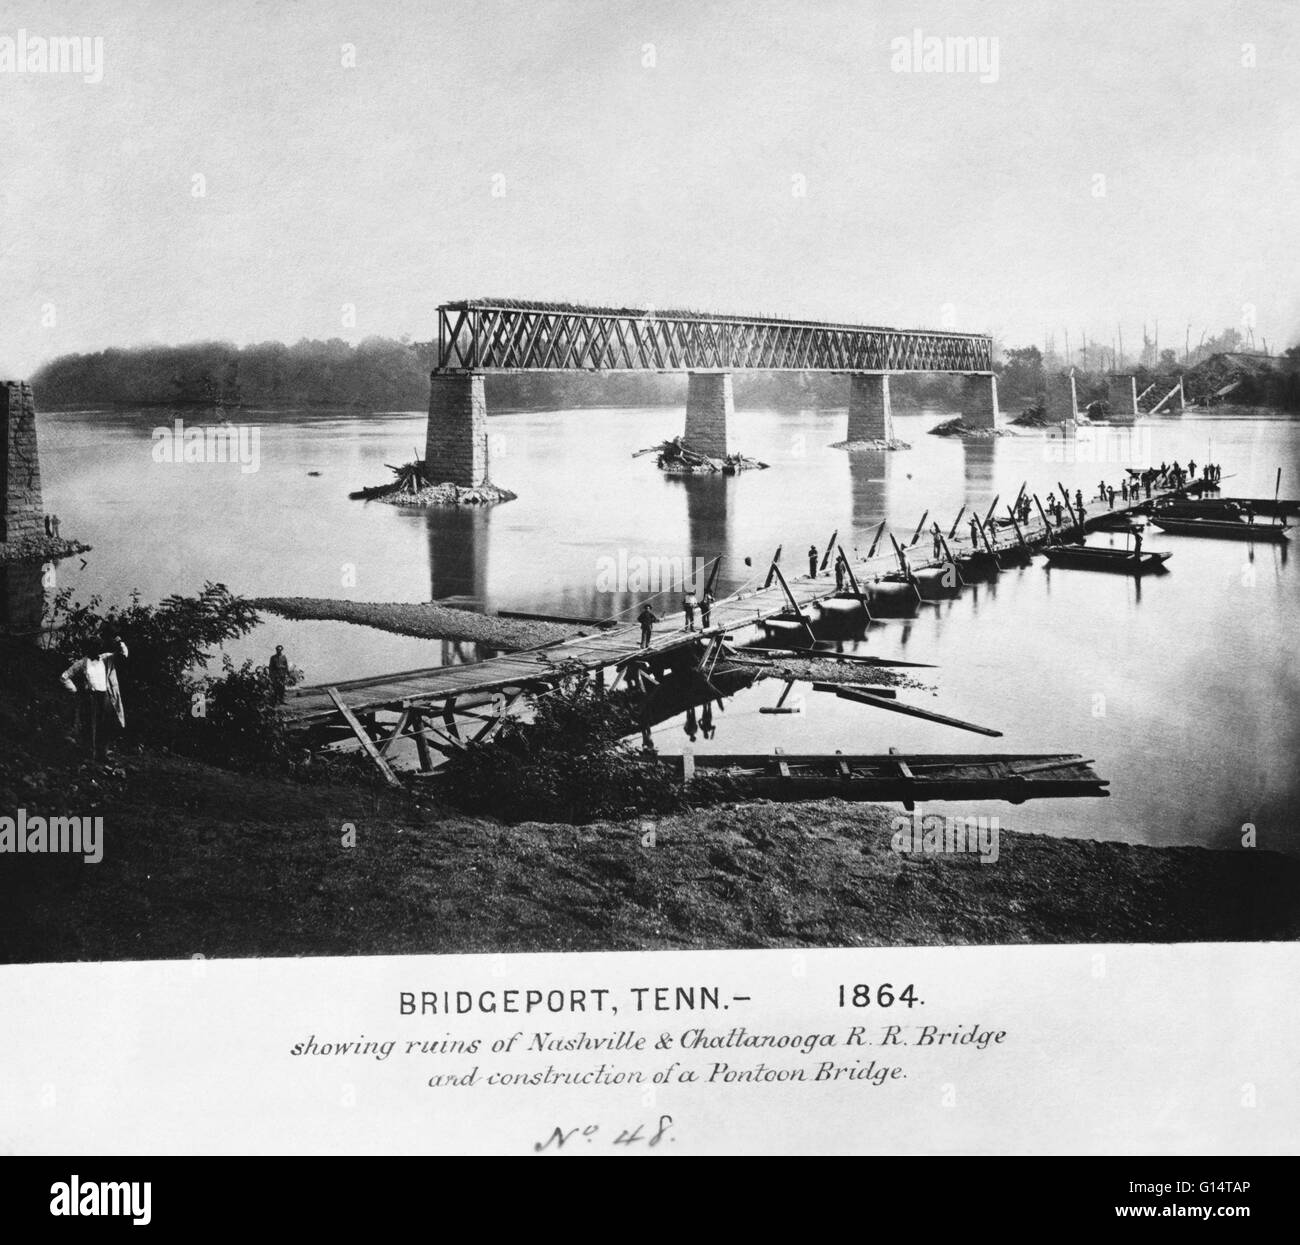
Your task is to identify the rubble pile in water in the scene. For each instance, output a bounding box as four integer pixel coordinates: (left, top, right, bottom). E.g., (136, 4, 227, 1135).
(633, 437, 769, 475)
(927, 418, 1014, 440)
(349, 460, 516, 506)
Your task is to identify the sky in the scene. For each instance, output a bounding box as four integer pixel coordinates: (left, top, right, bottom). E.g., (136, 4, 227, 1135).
(1, 0, 1297, 375)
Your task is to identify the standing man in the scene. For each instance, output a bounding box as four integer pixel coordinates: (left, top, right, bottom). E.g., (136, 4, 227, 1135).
(269, 645, 291, 704)
(834, 556, 846, 592)
(700, 589, 714, 628)
(808, 545, 819, 578)
(61, 635, 129, 761)
(1132, 526, 1144, 561)
(1107, 485, 1116, 509)
(682, 589, 698, 631)
(637, 604, 659, 649)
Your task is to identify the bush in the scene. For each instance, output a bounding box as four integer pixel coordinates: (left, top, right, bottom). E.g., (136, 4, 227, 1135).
(437, 663, 734, 823)
(46, 582, 301, 768)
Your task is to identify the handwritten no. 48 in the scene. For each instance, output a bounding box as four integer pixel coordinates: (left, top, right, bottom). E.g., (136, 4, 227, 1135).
(535, 1115, 674, 1153)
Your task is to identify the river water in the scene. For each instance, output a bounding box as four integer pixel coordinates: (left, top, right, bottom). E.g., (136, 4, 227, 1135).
(25, 401, 1300, 853)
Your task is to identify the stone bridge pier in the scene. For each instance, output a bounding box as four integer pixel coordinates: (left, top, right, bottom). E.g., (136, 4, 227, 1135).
(1046, 373, 1079, 423)
(684, 371, 736, 458)
(847, 374, 894, 442)
(960, 373, 1000, 429)
(426, 372, 489, 487)
(1106, 375, 1138, 423)
(2, 381, 44, 545)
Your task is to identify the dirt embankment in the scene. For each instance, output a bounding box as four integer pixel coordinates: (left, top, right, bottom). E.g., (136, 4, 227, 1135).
(2, 752, 1297, 963)
(2, 639, 1296, 963)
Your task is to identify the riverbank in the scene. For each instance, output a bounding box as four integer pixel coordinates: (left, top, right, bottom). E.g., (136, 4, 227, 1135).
(1, 632, 1295, 961)
(251, 596, 581, 651)
(2, 741, 1295, 962)
(0, 535, 91, 565)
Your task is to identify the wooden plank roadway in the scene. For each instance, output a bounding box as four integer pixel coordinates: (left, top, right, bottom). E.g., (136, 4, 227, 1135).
(279, 478, 1189, 728)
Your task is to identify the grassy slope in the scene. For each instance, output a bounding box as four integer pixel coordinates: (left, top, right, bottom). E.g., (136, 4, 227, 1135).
(1, 641, 1297, 962)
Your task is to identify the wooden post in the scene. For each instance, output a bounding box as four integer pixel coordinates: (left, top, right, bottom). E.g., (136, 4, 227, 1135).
(704, 555, 723, 598)
(327, 687, 401, 787)
(983, 493, 1001, 528)
(866, 521, 886, 559)
(836, 545, 873, 621)
(820, 530, 838, 571)
(1033, 494, 1055, 543)
(770, 561, 817, 646)
(1006, 507, 1030, 552)
(947, 505, 966, 539)
(413, 714, 434, 772)
(377, 707, 413, 758)
(934, 527, 965, 584)
(763, 544, 783, 588)
(908, 510, 929, 547)
(1057, 479, 1080, 529)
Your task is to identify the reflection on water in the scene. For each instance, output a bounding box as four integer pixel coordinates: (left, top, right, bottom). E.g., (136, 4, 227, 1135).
(22, 402, 1300, 853)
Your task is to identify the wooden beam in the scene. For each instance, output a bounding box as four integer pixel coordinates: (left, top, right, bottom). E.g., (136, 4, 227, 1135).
(769, 562, 817, 645)
(326, 688, 402, 786)
(376, 707, 413, 758)
(820, 530, 838, 571)
(763, 544, 783, 589)
(836, 545, 870, 618)
(834, 688, 1003, 736)
(866, 521, 886, 559)
(1033, 493, 1055, 542)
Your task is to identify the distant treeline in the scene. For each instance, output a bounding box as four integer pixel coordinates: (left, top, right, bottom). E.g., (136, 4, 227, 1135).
(32, 338, 435, 410)
(31, 337, 968, 412)
(30, 334, 1300, 413)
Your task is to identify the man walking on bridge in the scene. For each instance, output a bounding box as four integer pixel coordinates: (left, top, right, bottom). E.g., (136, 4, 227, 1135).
(682, 590, 698, 631)
(637, 604, 659, 649)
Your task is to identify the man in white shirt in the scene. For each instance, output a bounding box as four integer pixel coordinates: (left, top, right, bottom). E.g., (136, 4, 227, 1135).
(61, 636, 129, 760)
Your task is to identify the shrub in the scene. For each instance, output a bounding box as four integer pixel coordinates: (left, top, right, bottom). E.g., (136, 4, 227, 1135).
(45, 582, 302, 768)
(438, 663, 734, 823)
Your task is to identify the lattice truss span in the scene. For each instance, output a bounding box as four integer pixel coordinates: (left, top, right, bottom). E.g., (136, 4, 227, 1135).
(435, 301, 993, 374)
